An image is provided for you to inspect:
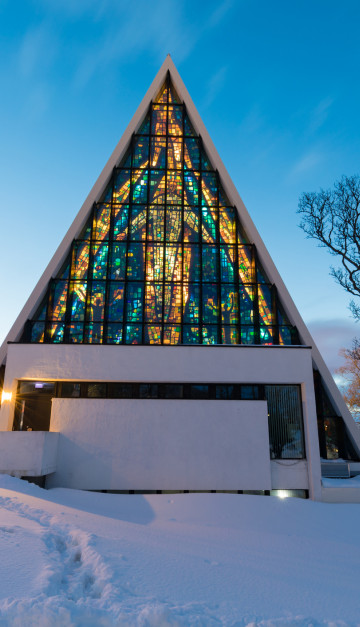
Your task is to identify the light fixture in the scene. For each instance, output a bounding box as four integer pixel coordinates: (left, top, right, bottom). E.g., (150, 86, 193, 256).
(1, 391, 12, 403)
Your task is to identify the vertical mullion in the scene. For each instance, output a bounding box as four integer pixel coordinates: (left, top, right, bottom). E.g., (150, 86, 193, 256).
(199, 135, 203, 344)
(216, 170, 221, 344)
(161, 94, 169, 344)
(123, 140, 134, 344)
(253, 247, 260, 344)
(142, 117, 151, 344)
(180, 103, 185, 344)
(272, 284, 280, 345)
(103, 171, 115, 344)
(234, 234, 241, 346)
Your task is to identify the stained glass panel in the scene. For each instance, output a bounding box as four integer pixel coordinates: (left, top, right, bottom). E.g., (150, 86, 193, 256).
(108, 283, 124, 321)
(113, 205, 129, 240)
(109, 243, 126, 280)
(168, 106, 182, 136)
(26, 76, 298, 347)
(113, 170, 131, 203)
(166, 210, 182, 242)
(151, 105, 167, 135)
(127, 243, 145, 280)
(148, 206, 165, 241)
(150, 170, 166, 204)
(130, 206, 147, 240)
(133, 137, 149, 168)
(91, 243, 108, 280)
(145, 283, 163, 322)
(151, 138, 166, 168)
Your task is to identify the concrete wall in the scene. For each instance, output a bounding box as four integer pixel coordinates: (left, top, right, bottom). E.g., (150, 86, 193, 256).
(47, 399, 271, 490)
(0, 343, 321, 498)
(0, 431, 58, 476)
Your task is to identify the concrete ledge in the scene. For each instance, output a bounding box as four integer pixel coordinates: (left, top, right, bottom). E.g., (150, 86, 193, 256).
(0, 432, 59, 477)
(271, 459, 309, 489)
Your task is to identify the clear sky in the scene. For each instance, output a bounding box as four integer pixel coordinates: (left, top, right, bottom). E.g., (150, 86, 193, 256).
(1, 0, 360, 375)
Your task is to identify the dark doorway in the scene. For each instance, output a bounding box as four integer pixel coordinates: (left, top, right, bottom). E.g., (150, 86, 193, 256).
(13, 381, 55, 431)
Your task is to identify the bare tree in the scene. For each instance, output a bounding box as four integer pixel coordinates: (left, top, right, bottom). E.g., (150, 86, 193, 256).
(298, 175, 360, 319)
(337, 338, 360, 422)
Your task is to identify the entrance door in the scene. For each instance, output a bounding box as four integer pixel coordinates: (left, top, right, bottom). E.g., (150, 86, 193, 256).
(13, 381, 55, 431)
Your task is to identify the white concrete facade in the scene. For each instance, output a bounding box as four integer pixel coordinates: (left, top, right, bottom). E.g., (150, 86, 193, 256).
(0, 343, 321, 498)
(48, 399, 271, 490)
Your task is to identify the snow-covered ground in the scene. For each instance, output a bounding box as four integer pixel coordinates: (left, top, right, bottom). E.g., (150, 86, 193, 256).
(0, 476, 359, 626)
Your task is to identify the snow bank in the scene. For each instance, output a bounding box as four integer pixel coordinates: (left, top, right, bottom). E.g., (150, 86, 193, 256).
(0, 475, 359, 626)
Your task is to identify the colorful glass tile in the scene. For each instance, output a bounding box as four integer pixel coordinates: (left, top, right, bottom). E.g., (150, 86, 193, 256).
(146, 245, 164, 282)
(151, 105, 167, 135)
(164, 284, 182, 322)
(221, 286, 239, 325)
(113, 170, 131, 203)
(71, 242, 90, 279)
(202, 206, 217, 242)
(133, 136, 149, 168)
(125, 284, 143, 322)
(183, 284, 200, 323)
(167, 171, 182, 204)
(107, 324, 123, 344)
(31, 321, 45, 343)
(168, 139, 182, 169)
(127, 243, 145, 280)
(145, 283, 163, 323)
(91, 243, 108, 280)
(184, 171, 199, 205)
(108, 283, 124, 321)
(168, 106, 182, 136)
(183, 244, 200, 282)
(113, 204, 129, 240)
(150, 170, 166, 204)
(202, 245, 219, 282)
(151, 138, 166, 168)
(49, 281, 68, 320)
(184, 207, 199, 242)
(148, 206, 165, 241)
(129, 205, 147, 240)
(184, 138, 200, 170)
(202, 284, 219, 323)
(166, 209, 182, 242)
(109, 243, 126, 280)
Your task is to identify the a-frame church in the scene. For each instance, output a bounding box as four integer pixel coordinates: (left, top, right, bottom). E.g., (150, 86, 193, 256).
(0, 56, 359, 501)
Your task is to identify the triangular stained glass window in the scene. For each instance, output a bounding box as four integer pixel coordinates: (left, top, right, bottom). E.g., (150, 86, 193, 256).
(24, 75, 298, 346)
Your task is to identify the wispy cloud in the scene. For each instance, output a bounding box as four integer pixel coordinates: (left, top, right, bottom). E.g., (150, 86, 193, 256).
(73, 0, 235, 90)
(18, 23, 57, 79)
(203, 66, 228, 108)
(308, 97, 334, 134)
(290, 150, 323, 176)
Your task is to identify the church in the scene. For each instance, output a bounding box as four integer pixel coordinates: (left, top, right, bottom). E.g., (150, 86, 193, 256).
(0, 56, 359, 501)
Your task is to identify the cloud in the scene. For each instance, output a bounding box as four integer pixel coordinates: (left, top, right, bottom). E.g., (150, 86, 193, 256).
(308, 97, 334, 134)
(73, 0, 235, 90)
(308, 318, 359, 374)
(290, 150, 323, 176)
(18, 23, 57, 79)
(203, 66, 228, 108)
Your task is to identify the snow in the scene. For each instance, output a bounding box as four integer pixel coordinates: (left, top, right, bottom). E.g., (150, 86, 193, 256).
(0, 476, 359, 626)
(322, 474, 360, 487)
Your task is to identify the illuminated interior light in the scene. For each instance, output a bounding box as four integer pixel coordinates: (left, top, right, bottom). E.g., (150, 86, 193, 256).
(1, 391, 12, 403)
(276, 490, 291, 499)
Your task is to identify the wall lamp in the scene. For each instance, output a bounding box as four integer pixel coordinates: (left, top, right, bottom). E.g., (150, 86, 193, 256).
(1, 391, 12, 403)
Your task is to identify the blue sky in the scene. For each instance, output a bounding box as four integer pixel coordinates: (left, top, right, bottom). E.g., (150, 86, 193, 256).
(1, 0, 360, 373)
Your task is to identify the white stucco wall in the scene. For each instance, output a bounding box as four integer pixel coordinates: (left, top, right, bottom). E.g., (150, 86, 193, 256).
(0, 432, 58, 476)
(47, 398, 271, 490)
(0, 343, 321, 498)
